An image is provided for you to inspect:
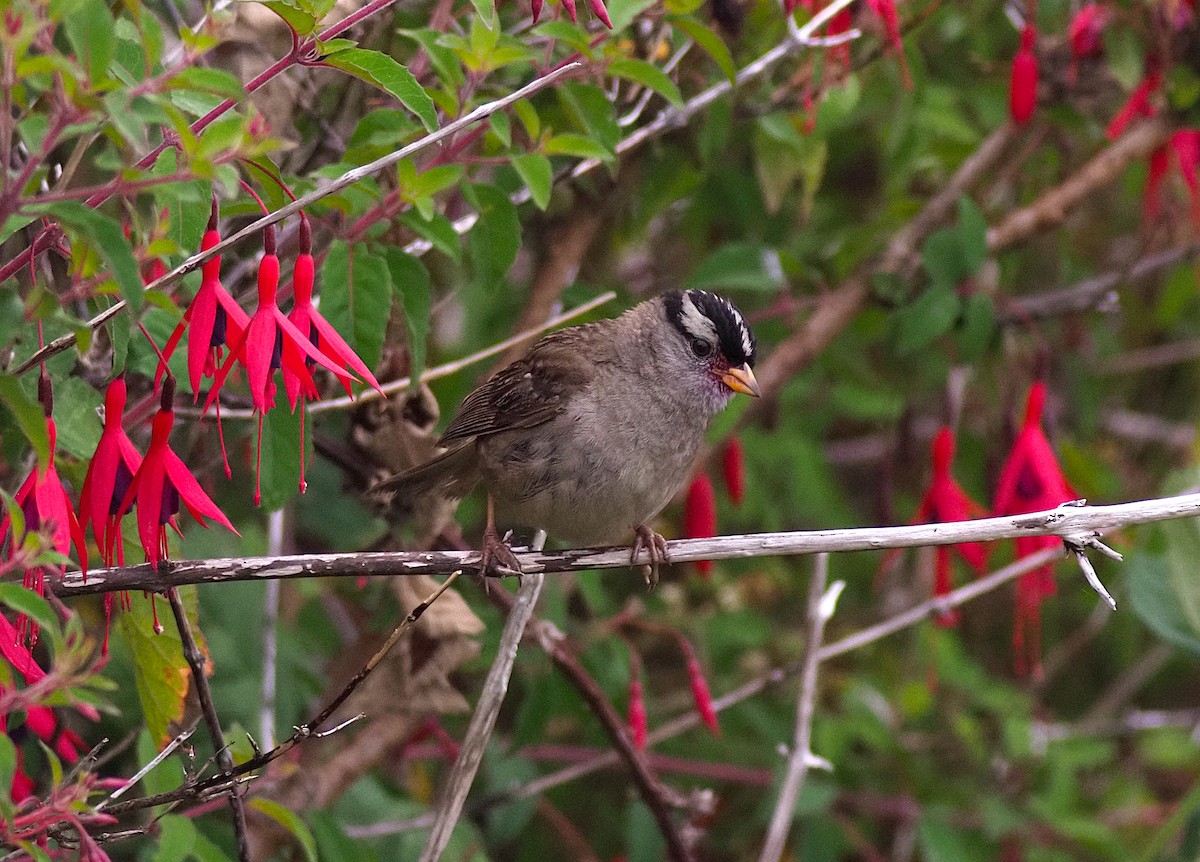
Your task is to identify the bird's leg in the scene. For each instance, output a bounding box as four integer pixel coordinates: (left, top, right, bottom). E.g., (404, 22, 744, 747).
(631, 525, 670, 588)
(479, 494, 523, 578)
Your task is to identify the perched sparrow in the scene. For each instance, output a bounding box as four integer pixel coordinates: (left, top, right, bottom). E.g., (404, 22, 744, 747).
(371, 290, 760, 581)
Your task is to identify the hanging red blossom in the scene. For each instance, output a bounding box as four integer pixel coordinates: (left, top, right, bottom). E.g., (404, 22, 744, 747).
(204, 226, 354, 505)
(0, 379, 87, 643)
(1106, 67, 1162, 140)
(282, 218, 385, 492)
(721, 437, 745, 506)
(867, 0, 912, 87)
(117, 377, 238, 574)
(531, 0, 543, 21)
(628, 676, 648, 750)
(1067, 4, 1107, 64)
(683, 473, 718, 577)
(993, 381, 1076, 677)
(678, 638, 719, 735)
(157, 197, 250, 402)
(1172, 130, 1200, 229)
(1009, 25, 1038, 124)
(1145, 143, 1171, 220)
(891, 427, 990, 626)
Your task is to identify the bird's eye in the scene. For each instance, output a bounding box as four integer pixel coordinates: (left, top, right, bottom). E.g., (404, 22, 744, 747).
(690, 338, 713, 358)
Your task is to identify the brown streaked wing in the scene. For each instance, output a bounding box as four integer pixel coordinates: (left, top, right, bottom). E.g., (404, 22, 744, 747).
(438, 327, 596, 445)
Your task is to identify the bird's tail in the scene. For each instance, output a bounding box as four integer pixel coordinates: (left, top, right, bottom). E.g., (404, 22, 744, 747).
(368, 443, 479, 505)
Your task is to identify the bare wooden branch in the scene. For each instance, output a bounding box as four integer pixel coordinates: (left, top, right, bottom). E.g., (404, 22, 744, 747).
(759, 554, 836, 862)
(54, 493, 1200, 597)
(420, 569, 546, 862)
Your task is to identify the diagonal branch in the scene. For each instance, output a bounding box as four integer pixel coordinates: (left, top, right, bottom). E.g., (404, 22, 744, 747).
(53, 492, 1200, 596)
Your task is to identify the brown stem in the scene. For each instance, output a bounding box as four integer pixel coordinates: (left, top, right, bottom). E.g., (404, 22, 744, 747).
(165, 587, 250, 862)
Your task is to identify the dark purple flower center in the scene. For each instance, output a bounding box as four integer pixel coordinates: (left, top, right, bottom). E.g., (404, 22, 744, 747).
(305, 324, 318, 370)
(109, 460, 134, 516)
(209, 306, 227, 348)
(1016, 462, 1043, 501)
(159, 481, 180, 525)
(270, 328, 283, 370)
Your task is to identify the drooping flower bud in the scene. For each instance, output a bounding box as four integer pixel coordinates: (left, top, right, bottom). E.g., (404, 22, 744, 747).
(721, 437, 745, 505)
(1009, 25, 1038, 124)
(683, 473, 718, 577)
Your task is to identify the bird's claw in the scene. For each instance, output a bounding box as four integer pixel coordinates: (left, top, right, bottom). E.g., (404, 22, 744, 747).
(631, 525, 670, 588)
(479, 529, 523, 581)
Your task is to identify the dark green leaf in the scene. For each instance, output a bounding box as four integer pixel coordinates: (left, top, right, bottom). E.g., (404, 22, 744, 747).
(319, 241, 393, 375)
(250, 799, 318, 862)
(606, 0, 658, 31)
(0, 288, 24, 353)
(262, 0, 321, 35)
(168, 67, 245, 100)
(921, 228, 968, 288)
(892, 284, 961, 356)
(544, 133, 613, 162)
(0, 584, 58, 646)
(957, 292, 995, 361)
(29, 202, 144, 312)
(399, 211, 462, 262)
(48, 376, 102, 461)
(0, 375, 49, 469)
(559, 82, 619, 152)
(322, 48, 437, 132)
(465, 184, 520, 288)
(512, 153, 553, 209)
(687, 243, 784, 292)
(0, 733, 15, 819)
(259, 403, 305, 512)
(150, 814, 197, 862)
(384, 248, 432, 381)
(61, 0, 114, 83)
(667, 15, 736, 84)
(956, 196, 988, 274)
(608, 58, 683, 107)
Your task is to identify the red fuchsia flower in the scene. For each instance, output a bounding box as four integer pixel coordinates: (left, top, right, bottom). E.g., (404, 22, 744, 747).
(993, 381, 1076, 677)
(531, 0, 543, 21)
(867, 0, 911, 87)
(158, 197, 250, 402)
(920, 428, 989, 624)
(1106, 66, 1162, 140)
(1068, 3, 1107, 67)
(721, 437, 746, 506)
(677, 637, 719, 735)
(588, 0, 613, 27)
(1145, 143, 1172, 220)
(0, 380, 87, 644)
(77, 377, 143, 652)
(283, 217, 385, 493)
(117, 377, 238, 579)
(204, 226, 354, 505)
(628, 676, 648, 750)
(683, 473, 718, 577)
(1009, 25, 1038, 124)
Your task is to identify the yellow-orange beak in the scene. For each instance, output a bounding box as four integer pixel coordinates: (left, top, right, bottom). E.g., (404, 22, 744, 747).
(720, 364, 761, 397)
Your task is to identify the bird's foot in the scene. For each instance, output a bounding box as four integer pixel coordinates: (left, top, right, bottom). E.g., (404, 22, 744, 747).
(479, 528, 523, 581)
(631, 525, 670, 588)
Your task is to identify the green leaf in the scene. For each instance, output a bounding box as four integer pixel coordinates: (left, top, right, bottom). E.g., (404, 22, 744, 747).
(168, 67, 245, 100)
(0, 375, 49, 470)
(322, 47, 437, 132)
(957, 292, 995, 361)
(0, 733, 15, 819)
(150, 814, 198, 862)
(917, 815, 974, 862)
(560, 83, 619, 152)
(29, 202, 144, 312)
(48, 376, 102, 461)
(469, 0, 497, 31)
(465, 184, 520, 288)
(319, 241, 393, 376)
(512, 153, 553, 210)
(956, 196, 988, 275)
(1128, 552, 1200, 658)
(262, 0, 321, 35)
(605, 0, 658, 31)
(61, 0, 114, 83)
(666, 15, 736, 85)
(608, 58, 683, 107)
(489, 109, 512, 147)
(118, 591, 195, 747)
(687, 243, 784, 292)
(250, 799, 318, 862)
(544, 133, 613, 162)
(892, 284, 962, 356)
(921, 227, 968, 288)
(0, 583, 59, 640)
(384, 248, 432, 382)
(259, 403, 305, 512)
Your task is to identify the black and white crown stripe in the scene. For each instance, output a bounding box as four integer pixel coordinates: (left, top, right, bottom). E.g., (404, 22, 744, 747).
(663, 290, 757, 367)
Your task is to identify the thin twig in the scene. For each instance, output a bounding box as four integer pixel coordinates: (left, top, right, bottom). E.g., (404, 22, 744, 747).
(55, 493, 1199, 596)
(166, 587, 250, 862)
(11, 63, 582, 375)
(419, 534, 547, 862)
(97, 721, 200, 810)
(759, 554, 837, 862)
(104, 570, 464, 817)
